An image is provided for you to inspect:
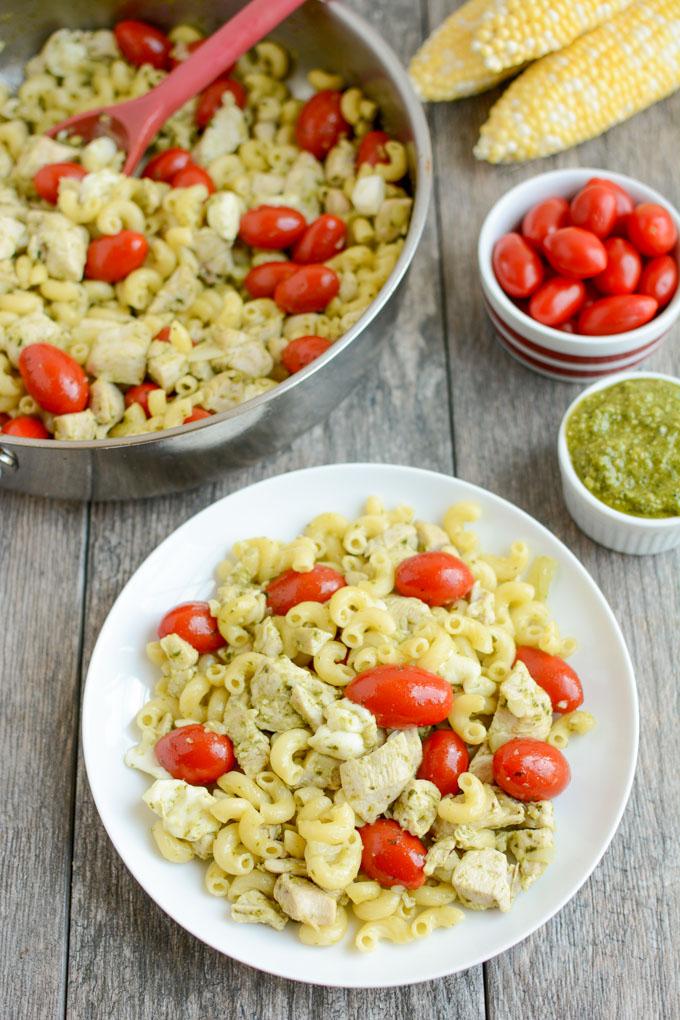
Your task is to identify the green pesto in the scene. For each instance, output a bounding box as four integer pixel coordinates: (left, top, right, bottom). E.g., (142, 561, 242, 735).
(566, 378, 680, 519)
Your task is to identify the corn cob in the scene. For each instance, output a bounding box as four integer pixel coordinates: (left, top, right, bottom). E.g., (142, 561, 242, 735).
(472, 0, 634, 73)
(475, 0, 680, 163)
(409, 0, 519, 101)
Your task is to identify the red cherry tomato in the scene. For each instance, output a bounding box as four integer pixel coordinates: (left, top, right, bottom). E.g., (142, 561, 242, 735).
(274, 265, 340, 313)
(345, 665, 453, 727)
(515, 646, 583, 713)
(586, 177, 634, 228)
(196, 78, 247, 127)
(577, 294, 658, 335)
(569, 184, 617, 239)
(359, 819, 426, 889)
(0, 413, 8, 428)
(1, 415, 50, 439)
(417, 729, 469, 796)
(85, 230, 149, 282)
(184, 406, 212, 424)
(171, 164, 215, 193)
(114, 20, 171, 70)
(18, 343, 88, 415)
(244, 261, 299, 298)
(292, 214, 347, 263)
(528, 277, 586, 327)
(395, 551, 474, 606)
(158, 600, 226, 653)
(639, 254, 678, 307)
(593, 237, 642, 295)
(154, 327, 171, 341)
(33, 162, 86, 204)
(266, 565, 346, 615)
(155, 724, 235, 785)
(357, 130, 392, 167)
(521, 196, 570, 250)
(543, 227, 607, 279)
(295, 90, 349, 159)
(627, 203, 678, 256)
(239, 206, 307, 250)
(281, 335, 331, 374)
(492, 232, 544, 298)
(124, 382, 161, 417)
(142, 148, 192, 182)
(493, 738, 571, 801)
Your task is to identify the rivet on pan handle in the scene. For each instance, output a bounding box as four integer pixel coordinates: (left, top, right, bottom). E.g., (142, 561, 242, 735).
(0, 446, 18, 476)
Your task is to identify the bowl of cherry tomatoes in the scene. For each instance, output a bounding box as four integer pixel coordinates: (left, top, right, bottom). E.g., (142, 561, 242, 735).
(478, 168, 680, 381)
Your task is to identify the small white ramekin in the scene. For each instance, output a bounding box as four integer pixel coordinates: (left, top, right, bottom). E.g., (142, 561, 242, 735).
(478, 168, 680, 382)
(558, 371, 680, 554)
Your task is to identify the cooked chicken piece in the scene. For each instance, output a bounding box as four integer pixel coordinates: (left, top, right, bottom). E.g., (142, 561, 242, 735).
(308, 699, 379, 760)
(86, 322, 151, 386)
(27, 210, 88, 281)
(391, 779, 441, 837)
(148, 265, 202, 316)
(289, 674, 338, 731)
(273, 874, 337, 928)
(340, 728, 422, 823)
(383, 594, 432, 635)
(211, 327, 273, 378)
(297, 750, 341, 790)
(507, 828, 554, 890)
(415, 520, 451, 551)
(143, 779, 220, 841)
(452, 848, 517, 912)
(0, 215, 27, 259)
(222, 693, 270, 776)
(14, 135, 75, 181)
(193, 99, 247, 164)
(467, 741, 494, 784)
(52, 409, 97, 441)
(250, 657, 307, 732)
(4, 313, 62, 366)
(424, 836, 460, 883)
(230, 890, 288, 930)
(252, 618, 284, 658)
(523, 801, 555, 830)
(487, 660, 552, 752)
(89, 378, 125, 427)
(365, 523, 418, 564)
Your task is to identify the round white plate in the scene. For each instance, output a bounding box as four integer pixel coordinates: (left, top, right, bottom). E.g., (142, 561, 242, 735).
(83, 463, 638, 988)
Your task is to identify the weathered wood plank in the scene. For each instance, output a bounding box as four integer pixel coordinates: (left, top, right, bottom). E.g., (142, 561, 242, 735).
(64, 2, 487, 1017)
(427, 0, 680, 1013)
(0, 494, 87, 1020)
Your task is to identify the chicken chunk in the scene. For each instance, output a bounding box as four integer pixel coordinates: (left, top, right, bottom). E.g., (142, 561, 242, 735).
(289, 674, 338, 731)
(340, 728, 422, 823)
(230, 890, 288, 930)
(147, 345, 189, 391)
(252, 618, 284, 658)
(424, 836, 460, 883)
(200, 370, 276, 413)
(4, 313, 62, 367)
(506, 828, 554, 889)
(193, 227, 236, 284)
(14, 135, 75, 181)
(365, 523, 418, 564)
(27, 211, 88, 281)
(148, 265, 202, 316)
(86, 322, 151, 386)
(351, 174, 385, 216)
(383, 594, 432, 635)
(308, 699, 378, 760)
(250, 657, 307, 732)
(452, 848, 517, 912)
(273, 874, 337, 928)
(143, 779, 220, 842)
(415, 520, 450, 551)
(193, 99, 247, 164)
(89, 378, 125, 427)
(487, 660, 553, 752)
(0, 215, 27, 259)
(52, 409, 97, 441)
(125, 732, 171, 780)
(297, 750, 341, 790)
(212, 327, 273, 378)
(523, 801, 555, 830)
(467, 741, 494, 784)
(391, 779, 441, 837)
(222, 693, 270, 776)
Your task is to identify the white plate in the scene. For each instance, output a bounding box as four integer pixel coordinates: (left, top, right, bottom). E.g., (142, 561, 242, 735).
(83, 463, 638, 988)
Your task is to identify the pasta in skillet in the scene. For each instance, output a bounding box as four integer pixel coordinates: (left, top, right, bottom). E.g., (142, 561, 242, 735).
(0, 20, 412, 440)
(126, 497, 595, 950)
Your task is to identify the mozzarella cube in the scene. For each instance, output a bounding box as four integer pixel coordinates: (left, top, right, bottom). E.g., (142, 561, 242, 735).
(351, 174, 386, 216)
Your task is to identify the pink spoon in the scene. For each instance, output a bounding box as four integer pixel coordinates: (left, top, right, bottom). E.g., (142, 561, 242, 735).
(46, 0, 306, 175)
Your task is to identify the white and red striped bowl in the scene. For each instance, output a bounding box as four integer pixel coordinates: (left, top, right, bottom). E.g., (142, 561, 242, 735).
(478, 168, 680, 382)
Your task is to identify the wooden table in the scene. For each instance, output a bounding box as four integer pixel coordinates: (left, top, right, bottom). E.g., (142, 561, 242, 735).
(3, 3, 679, 1017)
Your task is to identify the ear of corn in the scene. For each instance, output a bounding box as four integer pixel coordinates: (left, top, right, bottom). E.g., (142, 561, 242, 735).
(475, 0, 680, 163)
(472, 0, 634, 73)
(408, 0, 520, 101)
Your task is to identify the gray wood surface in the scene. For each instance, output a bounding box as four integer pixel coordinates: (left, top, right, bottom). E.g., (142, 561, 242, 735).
(2, 1, 680, 1017)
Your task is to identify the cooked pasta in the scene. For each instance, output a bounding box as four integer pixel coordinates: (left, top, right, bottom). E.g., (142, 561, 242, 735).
(126, 497, 595, 950)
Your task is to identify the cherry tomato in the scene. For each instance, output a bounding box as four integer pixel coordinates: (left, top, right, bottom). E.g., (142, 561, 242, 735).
(295, 90, 349, 159)
(155, 724, 235, 785)
(124, 382, 161, 418)
(184, 406, 212, 424)
(627, 203, 678, 256)
(243, 261, 299, 298)
(593, 237, 642, 295)
(514, 646, 583, 713)
(521, 196, 570, 250)
(196, 78, 247, 127)
(357, 130, 392, 167)
(171, 164, 215, 193)
(18, 343, 88, 415)
(1, 415, 50, 439)
(543, 227, 607, 279)
(569, 184, 617, 239)
(639, 254, 678, 307)
(493, 738, 571, 801)
(292, 215, 347, 263)
(114, 20, 171, 70)
(33, 162, 86, 204)
(528, 277, 586, 327)
(142, 147, 192, 182)
(85, 230, 149, 283)
(359, 819, 426, 889)
(266, 565, 345, 615)
(492, 232, 544, 298)
(281, 335, 331, 374)
(157, 600, 226, 653)
(154, 327, 171, 341)
(417, 729, 469, 796)
(345, 665, 453, 727)
(274, 265, 340, 313)
(587, 177, 634, 228)
(239, 205, 307, 250)
(0, 413, 8, 428)
(395, 551, 474, 606)
(577, 294, 658, 335)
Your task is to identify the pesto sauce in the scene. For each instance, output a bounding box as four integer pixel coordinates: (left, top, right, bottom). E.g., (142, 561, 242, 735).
(566, 378, 680, 519)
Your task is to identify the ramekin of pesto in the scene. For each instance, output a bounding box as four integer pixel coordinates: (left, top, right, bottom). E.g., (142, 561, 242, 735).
(566, 377, 680, 519)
